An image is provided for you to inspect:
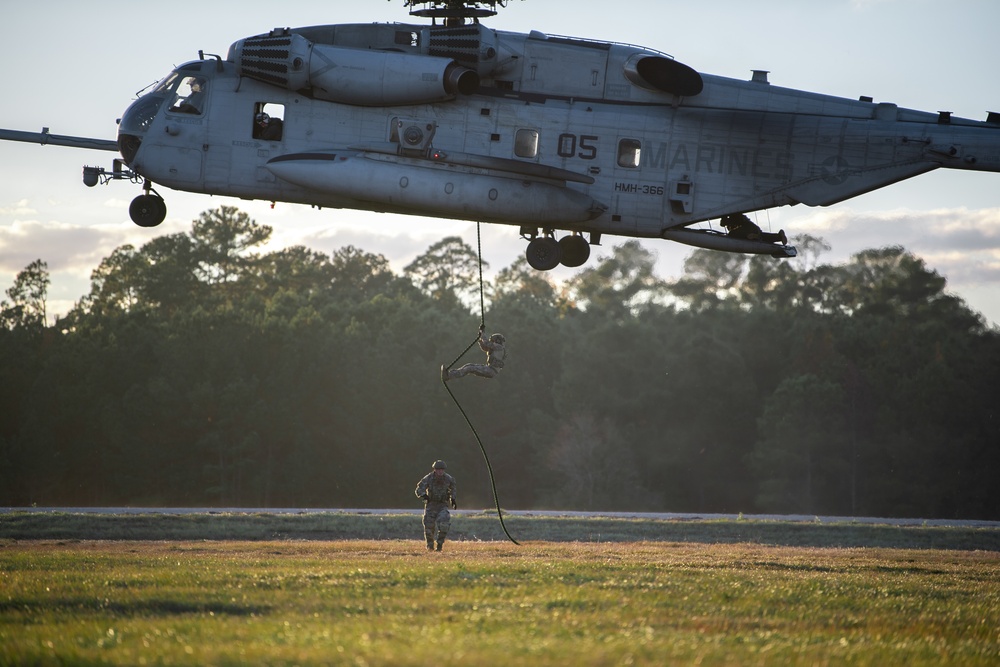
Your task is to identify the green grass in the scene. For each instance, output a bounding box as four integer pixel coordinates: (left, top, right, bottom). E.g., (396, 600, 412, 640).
(2, 539, 998, 666)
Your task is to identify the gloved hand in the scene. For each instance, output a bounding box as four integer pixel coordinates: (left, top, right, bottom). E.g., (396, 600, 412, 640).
(479, 323, 486, 333)
(420, 494, 429, 502)
(450, 499, 457, 510)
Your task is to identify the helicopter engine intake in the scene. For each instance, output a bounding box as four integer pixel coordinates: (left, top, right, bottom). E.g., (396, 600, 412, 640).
(623, 54, 703, 97)
(232, 31, 479, 106)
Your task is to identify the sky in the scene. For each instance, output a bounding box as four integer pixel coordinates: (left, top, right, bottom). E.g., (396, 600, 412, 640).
(2, 0, 998, 324)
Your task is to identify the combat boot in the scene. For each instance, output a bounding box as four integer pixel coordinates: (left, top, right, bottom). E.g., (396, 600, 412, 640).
(425, 534, 435, 551)
(435, 539, 444, 551)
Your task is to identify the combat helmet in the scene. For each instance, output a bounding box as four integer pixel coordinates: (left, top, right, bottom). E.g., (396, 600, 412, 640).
(432, 460, 447, 470)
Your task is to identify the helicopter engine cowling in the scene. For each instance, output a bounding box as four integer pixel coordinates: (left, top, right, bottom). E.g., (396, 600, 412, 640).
(232, 32, 479, 106)
(623, 53, 703, 97)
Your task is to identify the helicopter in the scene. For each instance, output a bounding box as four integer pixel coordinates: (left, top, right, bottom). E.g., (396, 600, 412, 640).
(2, 0, 998, 271)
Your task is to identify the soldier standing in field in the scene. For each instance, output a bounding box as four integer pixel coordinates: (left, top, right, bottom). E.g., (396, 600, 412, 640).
(414, 460, 458, 551)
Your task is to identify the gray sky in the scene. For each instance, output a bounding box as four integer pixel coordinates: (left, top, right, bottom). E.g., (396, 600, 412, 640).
(2, 0, 998, 323)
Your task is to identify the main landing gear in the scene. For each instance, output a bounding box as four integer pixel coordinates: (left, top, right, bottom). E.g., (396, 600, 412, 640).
(82, 160, 164, 228)
(522, 227, 598, 271)
(129, 180, 167, 228)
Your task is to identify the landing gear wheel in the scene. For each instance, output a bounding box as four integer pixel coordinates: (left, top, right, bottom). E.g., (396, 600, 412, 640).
(129, 194, 167, 228)
(525, 236, 562, 271)
(558, 235, 591, 267)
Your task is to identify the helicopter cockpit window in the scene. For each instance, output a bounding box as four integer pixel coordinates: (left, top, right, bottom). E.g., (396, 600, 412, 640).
(395, 30, 419, 47)
(252, 103, 285, 141)
(152, 72, 179, 95)
(168, 76, 208, 115)
(617, 138, 642, 168)
(514, 129, 539, 159)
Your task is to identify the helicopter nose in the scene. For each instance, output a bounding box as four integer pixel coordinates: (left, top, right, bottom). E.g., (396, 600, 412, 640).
(118, 133, 142, 163)
(117, 94, 164, 164)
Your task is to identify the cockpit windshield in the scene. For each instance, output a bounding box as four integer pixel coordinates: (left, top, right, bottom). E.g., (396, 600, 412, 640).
(152, 72, 180, 95)
(121, 63, 212, 132)
(118, 62, 211, 163)
(119, 94, 165, 136)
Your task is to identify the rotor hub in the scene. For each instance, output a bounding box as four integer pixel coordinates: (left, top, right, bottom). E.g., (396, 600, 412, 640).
(404, 1, 506, 22)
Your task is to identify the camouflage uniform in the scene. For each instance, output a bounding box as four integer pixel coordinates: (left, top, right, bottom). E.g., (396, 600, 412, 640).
(720, 213, 787, 245)
(415, 460, 458, 551)
(443, 330, 506, 381)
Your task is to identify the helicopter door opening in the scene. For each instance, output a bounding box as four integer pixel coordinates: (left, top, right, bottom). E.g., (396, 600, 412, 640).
(612, 138, 644, 231)
(252, 102, 284, 141)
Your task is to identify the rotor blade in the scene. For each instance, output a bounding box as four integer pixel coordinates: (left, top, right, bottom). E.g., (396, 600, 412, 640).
(0, 128, 118, 152)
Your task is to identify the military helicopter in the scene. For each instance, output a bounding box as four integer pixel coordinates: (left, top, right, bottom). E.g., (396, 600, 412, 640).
(2, 0, 999, 271)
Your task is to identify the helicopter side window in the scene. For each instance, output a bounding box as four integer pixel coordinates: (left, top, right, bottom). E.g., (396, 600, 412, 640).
(169, 76, 208, 115)
(395, 30, 419, 47)
(514, 129, 539, 159)
(617, 139, 642, 168)
(252, 103, 285, 141)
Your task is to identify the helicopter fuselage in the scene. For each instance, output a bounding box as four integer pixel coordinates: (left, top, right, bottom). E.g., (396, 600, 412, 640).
(107, 21, 1000, 268)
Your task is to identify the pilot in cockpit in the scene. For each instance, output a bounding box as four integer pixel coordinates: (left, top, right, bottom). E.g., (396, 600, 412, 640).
(172, 77, 206, 114)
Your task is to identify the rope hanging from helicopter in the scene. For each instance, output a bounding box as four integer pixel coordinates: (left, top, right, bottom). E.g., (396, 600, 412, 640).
(441, 221, 520, 546)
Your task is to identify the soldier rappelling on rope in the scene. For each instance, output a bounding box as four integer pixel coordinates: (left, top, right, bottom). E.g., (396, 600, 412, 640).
(442, 324, 506, 381)
(434, 225, 519, 545)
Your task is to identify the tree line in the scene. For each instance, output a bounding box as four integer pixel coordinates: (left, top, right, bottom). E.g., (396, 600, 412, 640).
(2, 206, 997, 518)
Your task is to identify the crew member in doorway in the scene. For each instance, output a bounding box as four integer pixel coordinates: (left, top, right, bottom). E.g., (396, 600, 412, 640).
(414, 460, 457, 551)
(442, 325, 506, 381)
(720, 213, 787, 245)
(253, 112, 283, 141)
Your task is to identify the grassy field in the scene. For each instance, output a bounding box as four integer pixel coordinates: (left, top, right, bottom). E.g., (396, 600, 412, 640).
(2, 513, 999, 665)
(1, 539, 998, 666)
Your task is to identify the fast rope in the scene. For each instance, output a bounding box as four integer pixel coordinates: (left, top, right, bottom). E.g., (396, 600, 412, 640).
(441, 222, 520, 546)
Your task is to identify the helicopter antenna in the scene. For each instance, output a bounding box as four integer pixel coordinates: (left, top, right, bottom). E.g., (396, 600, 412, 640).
(402, 1, 512, 24)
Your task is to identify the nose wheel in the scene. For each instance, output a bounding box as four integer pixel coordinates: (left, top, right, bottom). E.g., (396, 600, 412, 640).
(129, 183, 167, 227)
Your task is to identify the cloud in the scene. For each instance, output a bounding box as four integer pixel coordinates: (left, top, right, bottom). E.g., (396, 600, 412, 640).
(791, 206, 1000, 291)
(4, 204, 1000, 326)
(0, 217, 188, 279)
(0, 220, 104, 273)
(0, 200, 37, 217)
